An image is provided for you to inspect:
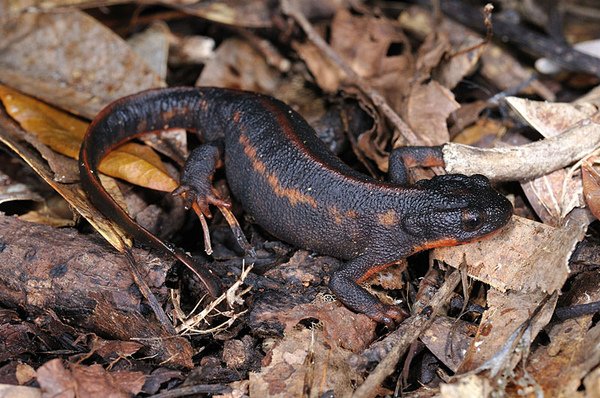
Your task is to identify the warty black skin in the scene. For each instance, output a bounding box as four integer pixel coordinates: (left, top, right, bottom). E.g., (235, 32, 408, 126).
(79, 87, 513, 325)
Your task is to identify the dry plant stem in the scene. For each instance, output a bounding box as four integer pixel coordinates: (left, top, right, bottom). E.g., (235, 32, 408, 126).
(280, 0, 426, 146)
(235, 27, 291, 72)
(175, 263, 253, 334)
(148, 384, 230, 398)
(352, 270, 461, 398)
(438, 0, 600, 77)
(125, 250, 176, 334)
(443, 118, 600, 181)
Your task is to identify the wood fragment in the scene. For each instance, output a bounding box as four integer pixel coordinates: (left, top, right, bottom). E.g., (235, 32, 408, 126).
(351, 270, 460, 398)
(443, 117, 600, 181)
(280, 0, 426, 146)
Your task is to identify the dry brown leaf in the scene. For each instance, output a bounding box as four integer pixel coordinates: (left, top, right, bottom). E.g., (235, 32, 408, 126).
(457, 288, 556, 372)
(0, 106, 131, 251)
(440, 374, 492, 398)
(0, 84, 177, 192)
(584, 367, 600, 398)
(36, 359, 145, 398)
(168, 0, 275, 28)
(127, 22, 170, 81)
(248, 327, 362, 397)
(0, 10, 163, 119)
(506, 97, 594, 223)
(433, 215, 580, 293)
(521, 169, 583, 226)
(525, 272, 600, 396)
(0, 0, 128, 20)
(507, 97, 597, 138)
(582, 156, 600, 220)
(402, 80, 459, 145)
(0, 385, 40, 398)
(293, 39, 346, 93)
(420, 317, 476, 372)
(399, 7, 482, 91)
(330, 9, 407, 79)
(198, 38, 281, 93)
(399, 6, 555, 101)
(92, 339, 143, 363)
(251, 298, 376, 353)
(19, 197, 76, 228)
(172, 0, 351, 29)
(452, 116, 504, 145)
(16, 363, 37, 386)
(0, 165, 43, 205)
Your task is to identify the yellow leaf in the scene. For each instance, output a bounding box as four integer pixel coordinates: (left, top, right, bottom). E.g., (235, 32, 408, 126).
(0, 84, 178, 192)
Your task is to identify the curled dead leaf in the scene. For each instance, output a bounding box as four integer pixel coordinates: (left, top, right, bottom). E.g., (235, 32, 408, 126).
(0, 84, 177, 192)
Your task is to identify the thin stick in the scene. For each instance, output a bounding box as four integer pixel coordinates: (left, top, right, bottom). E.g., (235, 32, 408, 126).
(280, 0, 427, 146)
(352, 270, 461, 398)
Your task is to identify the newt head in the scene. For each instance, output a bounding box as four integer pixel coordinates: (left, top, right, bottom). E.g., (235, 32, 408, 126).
(402, 174, 512, 253)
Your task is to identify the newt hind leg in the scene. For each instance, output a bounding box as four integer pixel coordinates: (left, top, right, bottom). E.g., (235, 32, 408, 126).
(329, 255, 409, 327)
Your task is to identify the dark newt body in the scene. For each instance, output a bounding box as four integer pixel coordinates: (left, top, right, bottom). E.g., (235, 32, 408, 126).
(80, 87, 512, 324)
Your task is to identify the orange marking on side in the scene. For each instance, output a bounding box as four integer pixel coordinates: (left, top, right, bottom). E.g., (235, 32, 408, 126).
(346, 209, 359, 219)
(328, 206, 344, 225)
(413, 226, 506, 254)
(377, 209, 398, 227)
(357, 260, 405, 283)
(239, 134, 317, 208)
(412, 238, 459, 253)
(233, 111, 241, 123)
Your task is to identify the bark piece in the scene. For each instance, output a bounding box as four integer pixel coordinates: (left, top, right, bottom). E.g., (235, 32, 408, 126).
(0, 214, 193, 368)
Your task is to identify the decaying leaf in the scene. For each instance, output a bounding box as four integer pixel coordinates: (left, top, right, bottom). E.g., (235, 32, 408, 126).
(0, 10, 163, 119)
(420, 316, 477, 372)
(127, 22, 170, 81)
(507, 97, 597, 224)
(399, 6, 555, 101)
(198, 38, 281, 93)
(36, 359, 145, 398)
(457, 289, 556, 372)
(402, 80, 459, 145)
(248, 326, 362, 397)
(525, 272, 600, 396)
(507, 97, 597, 138)
(0, 84, 177, 192)
(433, 215, 581, 293)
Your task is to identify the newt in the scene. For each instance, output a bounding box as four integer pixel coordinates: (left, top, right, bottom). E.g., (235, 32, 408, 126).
(79, 87, 512, 325)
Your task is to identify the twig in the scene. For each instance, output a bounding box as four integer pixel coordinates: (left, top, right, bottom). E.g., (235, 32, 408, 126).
(149, 384, 230, 398)
(442, 116, 600, 181)
(125, 250, 176, 334)
(280, 0, 427, 146)
(175, 263, 253, 334)
(351, 270, 461, 398)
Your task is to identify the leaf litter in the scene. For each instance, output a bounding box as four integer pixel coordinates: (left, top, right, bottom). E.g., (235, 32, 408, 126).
(0, 1, 599, 397)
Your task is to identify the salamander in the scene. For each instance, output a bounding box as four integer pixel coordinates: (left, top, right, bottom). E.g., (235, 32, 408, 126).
(79, 87, 513, 325)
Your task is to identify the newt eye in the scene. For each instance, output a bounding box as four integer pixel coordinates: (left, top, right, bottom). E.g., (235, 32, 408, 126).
(461, 209, 485, 231)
